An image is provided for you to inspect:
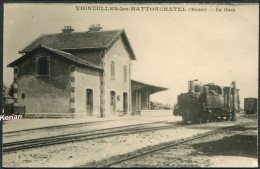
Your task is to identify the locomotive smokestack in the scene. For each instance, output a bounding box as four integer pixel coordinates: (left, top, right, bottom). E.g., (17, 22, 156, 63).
(188, 80, 195, 93)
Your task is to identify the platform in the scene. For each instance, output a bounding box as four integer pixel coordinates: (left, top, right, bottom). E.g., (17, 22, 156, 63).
(3, 110, 175, 133)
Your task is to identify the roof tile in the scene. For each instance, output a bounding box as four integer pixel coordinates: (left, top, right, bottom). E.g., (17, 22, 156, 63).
(8, 45, 103, 70)
(42, 45, 102, 70)
(20, 30, 122, 52)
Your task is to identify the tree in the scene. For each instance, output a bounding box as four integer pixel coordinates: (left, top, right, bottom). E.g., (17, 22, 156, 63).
(8, 83, 14, 98)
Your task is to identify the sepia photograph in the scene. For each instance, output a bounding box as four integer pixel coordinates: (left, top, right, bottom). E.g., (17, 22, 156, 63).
(2, 3, 259, 168)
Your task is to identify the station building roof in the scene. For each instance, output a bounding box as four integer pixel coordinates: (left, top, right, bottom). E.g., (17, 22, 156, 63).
(131, 80, 168, 94)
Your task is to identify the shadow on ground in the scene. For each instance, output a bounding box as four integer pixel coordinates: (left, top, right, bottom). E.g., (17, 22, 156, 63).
(192, 133, 257, 158)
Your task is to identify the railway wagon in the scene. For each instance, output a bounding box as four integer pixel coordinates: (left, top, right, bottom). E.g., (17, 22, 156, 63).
(244, 98, 258, 114)
(173, 80, 240, 124)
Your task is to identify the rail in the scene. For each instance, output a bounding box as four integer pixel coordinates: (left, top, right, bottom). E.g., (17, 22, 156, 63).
(3, 121, 171, 153)
(101, 121, 255, 168)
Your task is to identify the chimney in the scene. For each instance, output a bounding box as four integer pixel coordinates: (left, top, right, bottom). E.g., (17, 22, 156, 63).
(188, 80, 195, 93)
(88, 24, 102, 32)
(62, 26, 74, 33)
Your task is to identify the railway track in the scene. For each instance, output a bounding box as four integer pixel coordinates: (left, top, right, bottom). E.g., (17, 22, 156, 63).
(3, 115, 175, 136)
(3, 121, 176, 153)
(101, 121, 256, 168)
(3, 120, 113, 134)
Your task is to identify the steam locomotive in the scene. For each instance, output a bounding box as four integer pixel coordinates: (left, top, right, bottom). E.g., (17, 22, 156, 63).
(173, 80, 240, 124)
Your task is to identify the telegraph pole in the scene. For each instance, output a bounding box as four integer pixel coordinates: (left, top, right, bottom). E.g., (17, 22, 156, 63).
(231, 81, 237, 121)
(168, 88, 171, 109)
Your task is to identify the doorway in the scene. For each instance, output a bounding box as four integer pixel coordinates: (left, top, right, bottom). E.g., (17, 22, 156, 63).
(86, 89, 93, 116)
(110, 91, 116, 114)
(123, 92, 128, 114)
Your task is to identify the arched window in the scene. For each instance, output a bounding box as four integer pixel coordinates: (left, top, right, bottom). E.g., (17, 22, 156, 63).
(123, 65, 127, 82)
(111, 61, 115, 80)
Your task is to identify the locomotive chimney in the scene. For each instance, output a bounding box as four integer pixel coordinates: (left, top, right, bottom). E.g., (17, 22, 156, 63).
(188, 80, 195, 93)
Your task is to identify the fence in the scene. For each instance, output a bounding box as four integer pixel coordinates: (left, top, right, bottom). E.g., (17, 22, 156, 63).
(3, 104, 26, 116)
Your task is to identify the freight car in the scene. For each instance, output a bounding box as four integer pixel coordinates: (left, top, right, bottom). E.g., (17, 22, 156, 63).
(173, 80, 240, 124)
(244, 98, 258, 114)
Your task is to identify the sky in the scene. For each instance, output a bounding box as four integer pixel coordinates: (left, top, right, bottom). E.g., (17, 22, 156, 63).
(3, 3, 259, 107)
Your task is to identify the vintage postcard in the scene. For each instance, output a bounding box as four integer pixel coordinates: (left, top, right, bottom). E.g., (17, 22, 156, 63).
(2, 3, 258, 168)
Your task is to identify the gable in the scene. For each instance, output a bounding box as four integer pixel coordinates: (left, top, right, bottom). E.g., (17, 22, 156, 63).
(106, 36, 131, 61)
(8, 45, 102, 71)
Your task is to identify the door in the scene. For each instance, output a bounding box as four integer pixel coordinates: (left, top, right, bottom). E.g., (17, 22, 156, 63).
(110, 91, 116, 114)
(123, 92, 128, 114)
(86, 89, 93, 116)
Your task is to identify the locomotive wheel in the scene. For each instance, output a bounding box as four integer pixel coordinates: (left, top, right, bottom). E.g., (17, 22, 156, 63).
(212, 109, 218, 122)
(201, 111, 207, 123)
(198, 117, 203, 124)
(220, 113, 224, 120)
(182, 116, 188, 124)
(224, 111, 229, 121)
(182, 110, 190, 125)
(215, 115, 220, 122)
(209, 114, 214, 122)
(182, 113, 188, 125)
(211, 117, 215, 122)
(208, 111, 214, 122)
(226, 114, 230, 121)
(202, 117, 207, 123)
(192, 116, 202, 124)
(218, 110, 224, 121)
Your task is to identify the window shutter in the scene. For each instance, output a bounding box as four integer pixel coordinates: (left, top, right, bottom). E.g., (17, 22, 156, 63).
(47, 57, 50, 75)
(36, 57, 50, 76)
(36, 57, 39, 75)
(124, 65, 127, 82)
(111, 61, 115, 80)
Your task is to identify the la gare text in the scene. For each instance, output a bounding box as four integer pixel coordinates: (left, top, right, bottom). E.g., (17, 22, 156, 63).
(216, 8, 236, 12)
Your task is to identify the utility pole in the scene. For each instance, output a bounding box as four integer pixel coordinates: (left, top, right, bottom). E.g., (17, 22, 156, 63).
(168, 88, 171, 109)
(231, 81, 237, 121)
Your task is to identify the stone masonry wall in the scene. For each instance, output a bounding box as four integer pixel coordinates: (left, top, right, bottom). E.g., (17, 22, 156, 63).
(16, 50, 71, 113)
(74, 66, 101, 117)
(105, 37, 131, 116)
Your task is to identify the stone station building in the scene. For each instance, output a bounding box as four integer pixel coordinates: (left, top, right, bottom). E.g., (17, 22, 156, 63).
(8, 25, 167, 118)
